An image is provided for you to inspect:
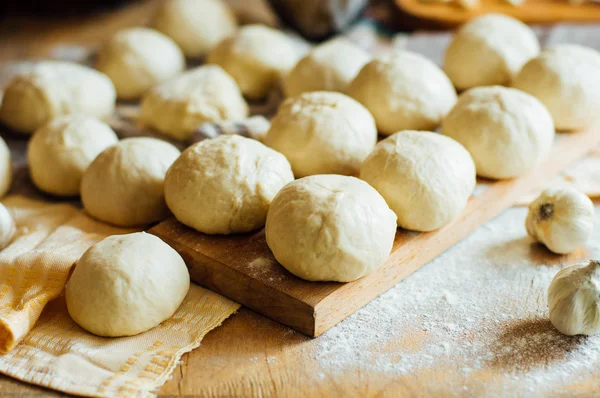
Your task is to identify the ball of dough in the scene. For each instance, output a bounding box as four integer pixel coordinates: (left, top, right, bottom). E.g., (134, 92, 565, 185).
(348, 51, 457, 135)
(441, 86, 555, 179)
(165, 135, 293, 234)
(66, 232, 190, 337)
(512, 45, 600, 131)
(0, 136, 12, 198)
(81, 138, 180, 227)
(283, 38, 370, 98)
(28, 115, 119, 197)
(264, 91, 377, 177)
(0, 203, 15, 250)
(360, 131, 476, 232)
(207, 24, 299, 99)
(266, 175, 397, 282)
(96, 27, 185, 100)
(153, 0, 237, 58)
(0, 61, 116, 134)
(443, 13, 540, 90)
(140, 65, 248, 140)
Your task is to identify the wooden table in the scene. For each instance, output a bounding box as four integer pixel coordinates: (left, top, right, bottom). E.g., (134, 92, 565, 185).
(2, 1, 600, 396)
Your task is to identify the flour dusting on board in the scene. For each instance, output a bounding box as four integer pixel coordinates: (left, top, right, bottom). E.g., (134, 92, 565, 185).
(311, 207, 600, 395)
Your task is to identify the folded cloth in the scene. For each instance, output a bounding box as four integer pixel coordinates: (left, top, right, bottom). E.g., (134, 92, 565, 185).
(0, 196, 240, 397)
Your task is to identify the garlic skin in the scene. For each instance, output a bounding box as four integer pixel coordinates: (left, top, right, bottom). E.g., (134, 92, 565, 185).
(526, 187, 594, 254)
(0, 203, 15, 250)
(548, 260, 600, 336)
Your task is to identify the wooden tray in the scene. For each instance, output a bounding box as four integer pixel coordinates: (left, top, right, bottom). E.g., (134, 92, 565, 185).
(395, 0, 600, 26)
(149, 127, 600, 337)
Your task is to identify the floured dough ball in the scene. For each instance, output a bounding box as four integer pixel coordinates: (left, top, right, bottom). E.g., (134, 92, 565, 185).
(154, 0, 237, 58)
(360, 131, 476, 232)
(207, 24, 299, 99)
(0, 61, 115, 134)
(0, 203, 15, 250)
(348, 51, 456, 135)
(140, 65, 248, 140)
(96, 27, 185, 100)
(165, 135, 293, 234)
(283, 38, 370, 97)
(512, 45, 600, 131)
(66, 232, 190, 337)
(264, 91, 377, 177)
(266, 175, 397, 282)
(442, 86, 554, 179)
(81, 138, 180, 227)
(28, 115, 118, 197)
(444, 13, 539, 90)
(0, 136, 11, 198)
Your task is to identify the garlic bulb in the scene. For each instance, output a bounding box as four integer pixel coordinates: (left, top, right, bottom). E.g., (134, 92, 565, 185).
(548, 260, 600, 336)
(526, 187, 594, 254)
(0, 203, 15, 250)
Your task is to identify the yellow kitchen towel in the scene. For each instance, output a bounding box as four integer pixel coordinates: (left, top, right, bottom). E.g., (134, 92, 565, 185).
(0, 196, 240, 397)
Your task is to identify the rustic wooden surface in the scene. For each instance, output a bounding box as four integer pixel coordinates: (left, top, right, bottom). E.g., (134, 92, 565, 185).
(2, 1, 600, 397)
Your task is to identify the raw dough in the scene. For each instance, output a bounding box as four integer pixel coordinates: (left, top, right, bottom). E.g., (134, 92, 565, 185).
(283, 37, 370, 97)
(360, 131, 476, 232)
(264, 91, 377, 177)
(96, 27, 185, 100)
(165, 135, 293, 234)
(441, 86, 555, 179)
(81, 137, 180, 227)
(0, 61, 116, 134)
(153, 0, 237, 58)
(265, 175, 397, 282)
(0, 203, 15, 250)
(443, 13, 539, 90)
(66, 232, 190, 337)
(140, 65, 248, 140)
(0, 136, 11, 198)
(28, 115, 118, 197)
(512, 44, 600, 131)
(207, 24, 299, 99)
(348, 51, 456, 135)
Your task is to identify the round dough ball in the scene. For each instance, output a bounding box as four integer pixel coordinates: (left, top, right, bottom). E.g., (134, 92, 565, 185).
(28, 115, 119, 197)
(443, 13, 540, 90)
(283, 38, 371, 97)
(512, 45, 600, 131)
(81, 138, 181, 227)
(207, 24, 299, 99)
(0, 61, 116, 134)
(264, 91, 377, 177)
(0, 203, 15, 250)
(153, 0, 237, 58)
(360, 131, 476, 232)
(348, 51, 456, 135)
(266, 175, 397, 282)
(140, 65, 248, 140)
(0, 136, 12, 198)
(66, 232, 190, 337)
(165, 135, 293, 234)
(96, 27, 185, 100)
(441, 86, 555, 180)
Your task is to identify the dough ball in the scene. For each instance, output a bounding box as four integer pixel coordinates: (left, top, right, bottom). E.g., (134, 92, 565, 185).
(444, 13, 540, 90)
(0, 136, 12, 198)
(81, 138, 180, 227)
(140, 65, 248, 140)
(66, 232, 190, 337)
(0, 61, 116, 134)
(28, 115, 118, 197)
(512, 45, 600, 131)
(0, 203, 15, 250)
(96, 27, 185, 100)
(207, 24, 299, 99)
(154, 0, 237, 58)
(264, 91, 377, 177)
(283, 38, 370, 97)
(441, 86, 555, 180)
(266, 175, 396, 282)
(165, 135, 293, 234)
(348, 51, 456, 135)
(360, 131, 476, 232)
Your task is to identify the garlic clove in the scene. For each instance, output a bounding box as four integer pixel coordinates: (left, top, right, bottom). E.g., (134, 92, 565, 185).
(548, 259, 600, 336)
(526, 187, 594, 254)
(0, 203, 15, 250)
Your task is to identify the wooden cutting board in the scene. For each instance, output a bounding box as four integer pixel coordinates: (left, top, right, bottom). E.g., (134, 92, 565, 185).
(395, 0, 600, 26)
(149, 127, 600, 338)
